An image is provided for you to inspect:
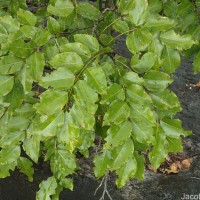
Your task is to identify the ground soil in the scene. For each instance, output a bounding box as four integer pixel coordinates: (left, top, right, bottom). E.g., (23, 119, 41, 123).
(0, 56, 200, 199)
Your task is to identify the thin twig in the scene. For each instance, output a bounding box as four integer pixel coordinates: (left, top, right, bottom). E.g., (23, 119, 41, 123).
(190, 177, 200, 180)
(94, 173, 113, 200)
(94, 176, 105, 195)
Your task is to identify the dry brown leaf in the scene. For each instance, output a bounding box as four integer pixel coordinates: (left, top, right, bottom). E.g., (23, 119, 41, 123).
(195, 81, 200, 88)
(165, 162, 179, 174)
(181, 158, 192, 169)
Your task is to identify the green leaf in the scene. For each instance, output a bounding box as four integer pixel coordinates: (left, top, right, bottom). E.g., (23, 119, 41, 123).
(160, 30, 196, 50)
(17, 157, 34, 182)
(47, 0, 74, 17)
(36, 176, 57, 200)
(123, 71, 144, 86)
(101, 83, 125, 105)
(148, 0, 162, 13)
(70, 104, 95, 130)
(74, 80, 98, 114)
(163, 0, 178, 18)
(77, 2, 100, 20)
(130, 105, 156, 127)
(161, 47, 180, 74)
(103, 100, 130, 126)
(115, 157, 137, 188)
(20, 25, 38, 39)
(160, 118, 191, 138)
(144, 16, 176, 31)
(149, 127, 168, 169)
(0, 162, 16, 178)
(0, 131, 25, 148)
(84, 67, 107, 95)
(0, 24, 8, 43)
(143, 70, 172, 91)
(37, 112, 64, 138)
(104, 121, 132, 149)
(167, 137, 183, 152)
(58, 115, 80, 153)
(94, 150, 112, 178)
(129, 0, 148, 26)
(51, 149, 76, 178)
(49, 52, 84, 73)
(134, 152, 145, 180)
(17, 8, 37, 26)
(9, 39, 33, 58)
(43, 41, 60, 61)
(23, 136, 40, 163)
(113, 20, 129, 33)
(47, 16, 61, 34)
(74, 34, 99, 53)
(110, 138, 134, 171)
(4, 80, 24, 111)
(100, 62, 115, 77)
(77, 130, 95, 157)
(0, 15, 20, 34)
(131, 120, 155, 144)
(0, 146, 21, 164)
(0, 75, 14, 97)
(148, 38, 164, 57)
(32, 29, 51, 47)
(59, 177, 73, 190)
(60, 42, 91, 61)
(40, 68, 75, 91)
(196, 0, 200, 8)
(117, 0, 134, 14)
(126, 28, 152, 54)
(131, 52, 157, 73)
(149, 89, 180, 111)
(126, 84, 151, 106)
(14, 104, 35, 118)
(8, 117, 29, 131)
(26, 52, 45, 82)
(34, 90, 68, 115)
(0, 55, 23, 75)
(177, 0, 194, 17)
(193, 50, 200, 74)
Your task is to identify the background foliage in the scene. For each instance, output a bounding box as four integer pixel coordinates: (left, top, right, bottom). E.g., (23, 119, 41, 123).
(0, 0, 199, 199)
